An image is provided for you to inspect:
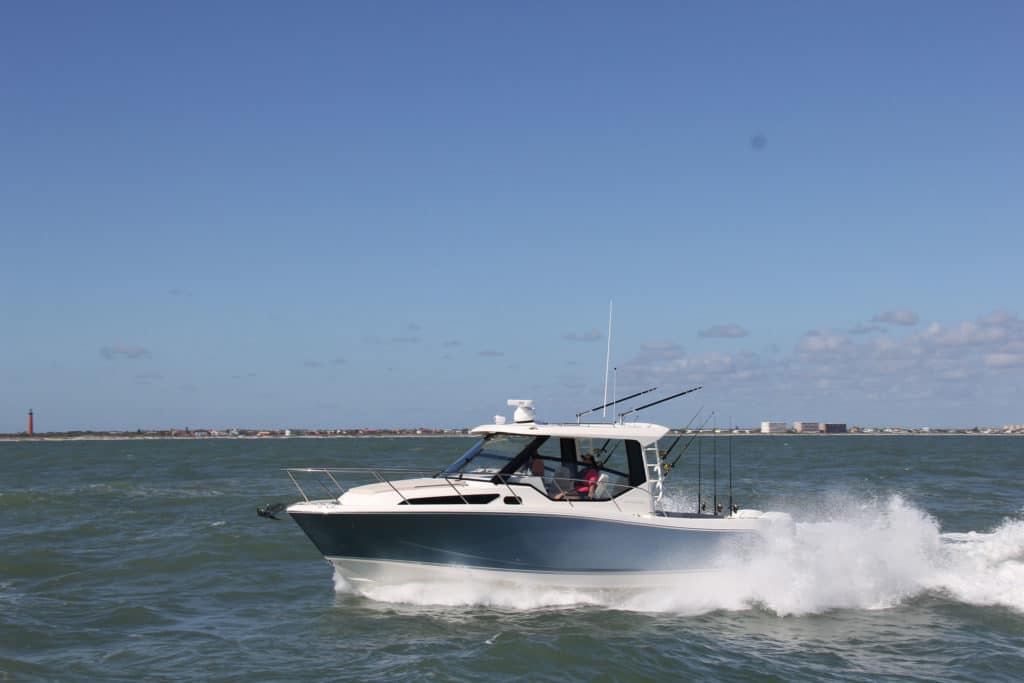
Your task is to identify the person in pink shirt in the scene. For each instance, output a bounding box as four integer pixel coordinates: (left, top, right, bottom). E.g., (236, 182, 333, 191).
(575, 452, 600, 498)
(554, 452, 599, 499)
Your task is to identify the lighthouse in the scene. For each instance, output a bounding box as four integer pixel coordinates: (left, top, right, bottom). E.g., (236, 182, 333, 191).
(28, 409, 34, 436)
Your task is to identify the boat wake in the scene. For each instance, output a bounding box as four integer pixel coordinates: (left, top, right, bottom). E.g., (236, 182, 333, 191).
(333, 495, 1024, 616)
(632, 494, 1024, 616)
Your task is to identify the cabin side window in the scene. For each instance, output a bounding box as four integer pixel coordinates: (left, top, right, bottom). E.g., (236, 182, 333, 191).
(541, 437, 641, 500)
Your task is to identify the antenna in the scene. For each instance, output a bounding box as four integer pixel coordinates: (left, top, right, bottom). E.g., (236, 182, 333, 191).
(617, 386, 702, 421)
(612, 366, 617, 416)
(602, 301, 612, 417)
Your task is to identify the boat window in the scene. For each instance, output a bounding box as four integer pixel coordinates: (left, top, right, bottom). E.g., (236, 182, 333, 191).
(441, 434, 548, 479)
(591, 441, 630, 479)
(523, 438, 563, 475)
(398, 494, 500, 505)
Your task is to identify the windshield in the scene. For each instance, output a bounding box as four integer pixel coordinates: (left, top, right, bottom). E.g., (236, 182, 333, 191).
(441, 434, 545, 478)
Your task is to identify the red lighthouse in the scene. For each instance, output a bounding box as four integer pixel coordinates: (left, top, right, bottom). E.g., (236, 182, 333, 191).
(27, 409, 34, 436)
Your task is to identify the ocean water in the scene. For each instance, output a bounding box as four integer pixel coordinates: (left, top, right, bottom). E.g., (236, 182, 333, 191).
(1, 436, 1022, 682)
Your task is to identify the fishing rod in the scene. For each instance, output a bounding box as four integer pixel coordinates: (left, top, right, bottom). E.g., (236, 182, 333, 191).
(663, 409, 716, 475)
(617, 385, 702, 421)
(713, 417, 718, 516)
(728, 432, 734, 515)
(697, 437, 702, 514)
(576, 386, 657, 422)
(658, 406, 704, 461)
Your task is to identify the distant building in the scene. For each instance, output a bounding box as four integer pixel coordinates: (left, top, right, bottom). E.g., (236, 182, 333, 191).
(761, 421, 787, 434)
(793, 421, 818, 433)
(819, 423, 847, 434)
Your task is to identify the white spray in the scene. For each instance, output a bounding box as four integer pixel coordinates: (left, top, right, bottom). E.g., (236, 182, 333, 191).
(333, 495, 1024, 616)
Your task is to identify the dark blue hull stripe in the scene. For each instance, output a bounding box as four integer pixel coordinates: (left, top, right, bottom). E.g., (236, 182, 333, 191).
(290, 511, 749, 573)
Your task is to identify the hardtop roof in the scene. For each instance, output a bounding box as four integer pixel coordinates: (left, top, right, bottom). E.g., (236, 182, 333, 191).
(469, 421, 669, 445)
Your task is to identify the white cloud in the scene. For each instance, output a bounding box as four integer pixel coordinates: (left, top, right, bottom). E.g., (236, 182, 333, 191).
(978, 310, 1017, 327)
(984, 353, 1024, 368)
(363, 335, 421, 345)
(872, 310, 920, 326)
(919, 321, 1009, 348)
(699, 324, 750, 339)
(798, 330, 847, 354)
(304, 358, 346, 370)
(849, 323, 887, 335)
(563, 328, 602, 342)
(100, 345, 151, 360)
(617, 310, 1023, 425)
(636, 342, 686, 362)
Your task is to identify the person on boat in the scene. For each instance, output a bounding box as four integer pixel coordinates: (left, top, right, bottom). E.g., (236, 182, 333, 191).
(530, 456, 546, 477)
(551, 464, 574, 498)
(554, 452, 599, 500)
(529, 456, 559, 497)
(576, 452, 600, 498)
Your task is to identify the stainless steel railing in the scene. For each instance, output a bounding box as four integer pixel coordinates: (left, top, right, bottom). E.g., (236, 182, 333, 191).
(287, 467, 446, 504)
(285, 467, 656, 512)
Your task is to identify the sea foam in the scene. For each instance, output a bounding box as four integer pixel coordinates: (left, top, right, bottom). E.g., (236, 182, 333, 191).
(333, 495, 1024, 616)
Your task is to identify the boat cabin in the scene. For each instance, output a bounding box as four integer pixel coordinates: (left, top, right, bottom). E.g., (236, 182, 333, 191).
(443, 419, 670, 506)
(288, 402, 673, 515)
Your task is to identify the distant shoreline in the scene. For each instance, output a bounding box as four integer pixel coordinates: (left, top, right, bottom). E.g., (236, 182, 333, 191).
(1, 431, 1019, 442)
(0, 433, 472, 442)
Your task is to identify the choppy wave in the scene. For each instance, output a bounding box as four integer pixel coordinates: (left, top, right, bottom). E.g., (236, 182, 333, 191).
(334, 495, 1024, 616)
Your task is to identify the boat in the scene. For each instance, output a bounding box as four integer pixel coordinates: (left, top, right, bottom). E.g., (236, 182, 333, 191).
(285, 397, 790, 589)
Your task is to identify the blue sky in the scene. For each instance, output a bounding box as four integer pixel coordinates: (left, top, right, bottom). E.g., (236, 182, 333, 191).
(2, 1, 1022, 431)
